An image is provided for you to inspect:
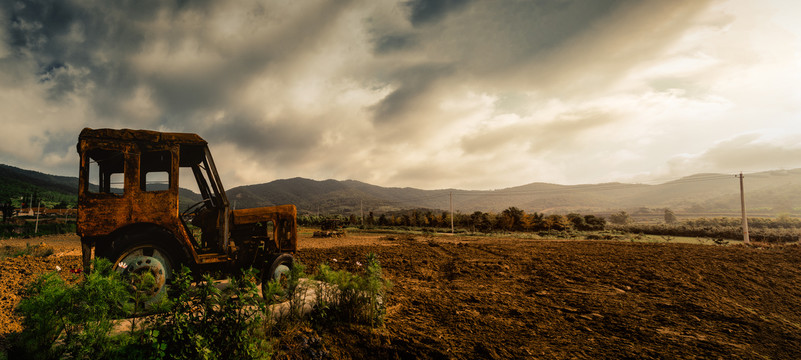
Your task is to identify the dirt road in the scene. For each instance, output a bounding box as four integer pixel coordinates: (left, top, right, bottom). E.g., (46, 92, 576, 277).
(3, 232, 801, 359)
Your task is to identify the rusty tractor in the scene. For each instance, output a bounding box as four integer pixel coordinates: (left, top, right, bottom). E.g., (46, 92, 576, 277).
(76, 128, 297, 303)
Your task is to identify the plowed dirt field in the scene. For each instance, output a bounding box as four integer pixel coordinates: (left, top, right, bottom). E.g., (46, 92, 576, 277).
(3, 232, 801, 359)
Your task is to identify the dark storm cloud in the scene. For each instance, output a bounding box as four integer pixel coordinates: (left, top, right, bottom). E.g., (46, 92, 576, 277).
(7, 0, 75, 49)
(41, 130, 74, 155)
(37, 62, 86, 101)
(370, 63, 454, 123)
(373, 33, 418, 54)
(403, 0, 474, 27)
(3, 0, 353, 122)
(203, 114, 320, 162)
(365, 0, 629, 126)
(430, 0, 624, 75)
(5, 0, 168, 106)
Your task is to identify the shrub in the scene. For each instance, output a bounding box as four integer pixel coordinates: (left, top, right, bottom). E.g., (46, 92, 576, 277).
(10, 258, 132, 360)
(312, 253, 391, 327)
(147, 267, 272, 360)
(9, 253, 391, 359)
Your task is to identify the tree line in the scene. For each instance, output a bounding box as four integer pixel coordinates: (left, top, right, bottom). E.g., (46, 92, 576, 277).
(299, 207, 607, 233)
(301, 207, 801, 243)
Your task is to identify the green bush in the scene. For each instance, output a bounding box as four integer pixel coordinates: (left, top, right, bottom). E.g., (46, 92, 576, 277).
(7, 253, 391, 359)
(9, 260, 272, 360)
(148, 267, 272, 360)
(312, 253, 391, 327)
(10, 259, 132, 360)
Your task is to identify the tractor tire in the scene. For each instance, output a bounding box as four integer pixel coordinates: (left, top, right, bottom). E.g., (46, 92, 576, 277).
(262, 253, 294, 299)
(104, 230, 184, 309)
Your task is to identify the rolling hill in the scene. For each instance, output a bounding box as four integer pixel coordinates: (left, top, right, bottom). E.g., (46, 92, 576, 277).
(227, 170, 801, 217)
(0, 164, 79, 206)
(3, 163, 801, 217)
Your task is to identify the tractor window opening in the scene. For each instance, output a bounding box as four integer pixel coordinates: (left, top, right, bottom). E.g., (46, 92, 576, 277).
(86, 149, 125, 195)
(141, 151, 171, 192)
(178, 144, 214, 209)
(178, 167, 201, 209)
(144, 171, 169, 191)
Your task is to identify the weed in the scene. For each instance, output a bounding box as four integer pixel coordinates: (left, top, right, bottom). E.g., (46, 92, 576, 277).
(312, 253, 391, 327)
(9, 258, 131, 360)
(9, 253, 391, 359)
(145, 266, 273, 360)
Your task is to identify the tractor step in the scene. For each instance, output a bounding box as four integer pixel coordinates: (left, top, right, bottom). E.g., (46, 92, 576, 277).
(197, 252, 230, 264)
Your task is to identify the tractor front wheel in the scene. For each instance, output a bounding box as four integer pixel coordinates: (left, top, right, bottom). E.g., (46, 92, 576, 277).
(262, 253, 294, 300)
(112, 243, 177, 309)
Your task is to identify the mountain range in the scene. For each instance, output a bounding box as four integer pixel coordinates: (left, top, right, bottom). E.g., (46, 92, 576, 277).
(2, 163, 800, 217)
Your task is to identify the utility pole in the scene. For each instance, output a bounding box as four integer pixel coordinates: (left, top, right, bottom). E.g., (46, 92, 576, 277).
(360, 199, 364, 226)
(738, 172, 750, 244)
(35, 200, 41, 233)
(450, 192, 454, 233)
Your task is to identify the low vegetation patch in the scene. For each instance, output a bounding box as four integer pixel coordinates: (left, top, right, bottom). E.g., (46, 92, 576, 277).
(612, 217, 801, 243)
(4, 255, 390, 360)
(0, 221, 76, 239)
(0, 243, 54, 260)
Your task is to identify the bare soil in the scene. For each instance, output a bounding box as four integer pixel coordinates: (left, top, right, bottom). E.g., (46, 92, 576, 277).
(3, 232, 801, 359)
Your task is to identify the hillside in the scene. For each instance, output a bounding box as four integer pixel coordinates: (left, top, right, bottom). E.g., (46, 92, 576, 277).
(0, 164, 78, 206)
(3, 163, 801, 217)
(0, 164, 202, 209)
(228, 169, 801, 216)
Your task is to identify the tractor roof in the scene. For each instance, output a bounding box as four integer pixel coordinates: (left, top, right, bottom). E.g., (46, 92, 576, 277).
(78, 128, 207, 146)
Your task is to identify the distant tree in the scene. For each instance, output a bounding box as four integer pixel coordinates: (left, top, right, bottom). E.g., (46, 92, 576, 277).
(423, 210, 439, 227)
(583, 215, 606, 230)
(412, 211, 423, 227)
(524, 212, 545, 231)
(378, 214, 389, 226)
(567, 213, 587, 231)
(470, 211, 492, 232)
(609, 211, 630, 225)
(542, 214, 570, 231)
(664, 208, 677, 224)
(1, 199, 14, 222)
(500, 207, 525, 231)
(367, 211, 375, 226)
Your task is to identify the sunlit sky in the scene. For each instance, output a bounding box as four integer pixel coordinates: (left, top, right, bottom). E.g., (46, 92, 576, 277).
(1, 0, 801, 190)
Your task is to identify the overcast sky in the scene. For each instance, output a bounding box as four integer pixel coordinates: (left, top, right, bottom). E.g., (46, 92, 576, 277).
(1, 0, 800, 190)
